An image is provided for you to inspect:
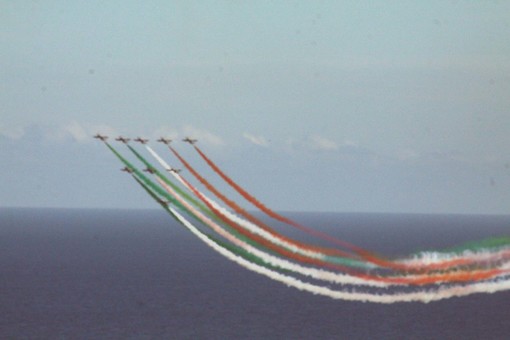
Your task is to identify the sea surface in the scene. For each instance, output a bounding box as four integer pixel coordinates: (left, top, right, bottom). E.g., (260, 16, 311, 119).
(1, 208, 509, 339)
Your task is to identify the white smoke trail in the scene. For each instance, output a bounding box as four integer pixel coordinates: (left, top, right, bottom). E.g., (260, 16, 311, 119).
(147, 145, 510, 274)
(203, 195, 361, 263)
(155, 176, 388, 287)
(398, 248, 510, 267)
(145, 145, 365, 266)
(169, 206, 510, 303)
(160, 172, 510, 287)
(146, 145, 193, 189)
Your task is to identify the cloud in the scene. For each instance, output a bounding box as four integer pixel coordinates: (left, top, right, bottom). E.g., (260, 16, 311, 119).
(243, 132, 269, 147)
(283, 135, 340, 153)
(57, 122, 119, 143)
(0, 122, 226, 148)
(308, 135, 338, 151)
(0, 122, 121, 144)
(63, 122, 89, 142)
(0, 125, 24, 140)
(151, 126, 179, 141)
(86, 124, 119, 139)
(282, 136, 380, 162)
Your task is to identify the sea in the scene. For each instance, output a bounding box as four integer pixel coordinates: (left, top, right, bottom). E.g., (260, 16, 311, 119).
(1, 207, 509, 339)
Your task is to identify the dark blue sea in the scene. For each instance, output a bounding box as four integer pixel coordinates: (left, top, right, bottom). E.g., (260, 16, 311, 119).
(1, 208, 509, 339)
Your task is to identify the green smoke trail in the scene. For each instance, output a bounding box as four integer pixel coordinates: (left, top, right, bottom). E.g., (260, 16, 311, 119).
(127, 144, 283, 254)
(108, 142, 288, 259)
(414, 237, 510, 257)
(102, 141, 510, 285)
(105, 142, 228, 243)
(126, 144, 218, 221)
(447, 237, 510, 254)
(114, 142, 491, 273)
(104, 142, 188, 213)
(156, 175, 294, 260)
(132, 172, 289, 273)
(137, 143, 336, 261)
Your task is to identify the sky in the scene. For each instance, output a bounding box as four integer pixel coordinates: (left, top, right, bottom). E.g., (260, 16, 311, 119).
(1, 1, 510, 214)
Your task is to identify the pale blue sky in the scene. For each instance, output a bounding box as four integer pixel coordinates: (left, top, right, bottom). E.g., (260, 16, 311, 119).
(1, 1, 509, 213)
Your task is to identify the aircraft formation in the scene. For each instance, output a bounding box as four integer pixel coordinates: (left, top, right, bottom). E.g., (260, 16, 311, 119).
(95, 133, 510, 303)
(95, 134, 195, 145)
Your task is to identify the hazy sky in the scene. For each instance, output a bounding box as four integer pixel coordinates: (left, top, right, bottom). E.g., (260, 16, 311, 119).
(1, 1, 509, 214)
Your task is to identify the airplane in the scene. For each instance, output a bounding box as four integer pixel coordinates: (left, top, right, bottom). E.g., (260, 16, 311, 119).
(115, 136, 130, 144)
(143, 167, 156, 174)
(158, 199, 170, 206)
(157, 137, 172, 144)
(182, 137, 197, 144)
(134, 137, 148, 144)
(121, 167, 134, 173)
(166, 167, 182, 174)
(93, 133, 108, 141)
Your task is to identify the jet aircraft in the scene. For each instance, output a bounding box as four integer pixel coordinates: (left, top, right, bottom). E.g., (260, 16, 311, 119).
(93, 134, 108, 141)
(182, 137, 197, 144)
(134, 137, 148, 144)
(157, 137, 172, 144)
(121, 167, 134, 173)
(166, 167, 182, 173)
(115, 136, 130, 144)
(143, 167, 156, 174)
(157, 198, 170, 206)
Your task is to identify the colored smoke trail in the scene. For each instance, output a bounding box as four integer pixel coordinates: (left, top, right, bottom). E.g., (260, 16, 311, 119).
(192, 146, 401, 267)
(193, 145, 369, 252)
(153, 176, 395, 287)
(97, 137, 510, 302)
(146, 145, 373, 269)
(103, 142, 190, 213)
(130, 161, 510, 299)
(132, 166, 510, 299)
(132, 173, 289, 272)
(168, 145, 358, 260)
(178, 173, 510, 286)
(153, 153, 510, 286)
(203, 193, 372, 269)
(137, 167, 510, 302)
(191, 145, 492, 273)
(170, 203, 510, 304)
(424, 237, 510, 256)
(126, 144, 215, 220)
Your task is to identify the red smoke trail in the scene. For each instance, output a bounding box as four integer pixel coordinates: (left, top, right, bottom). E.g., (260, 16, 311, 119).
(168, 146, 357, 260)
(193, 147, 375, 251)
(169, 207, 510, 303)
(165, 152, 506, 286)
(177, 172, 369, 275)
(192, 146, 474, 272)
(178, 173, 509, 286)
(408, 268, 506, 286)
